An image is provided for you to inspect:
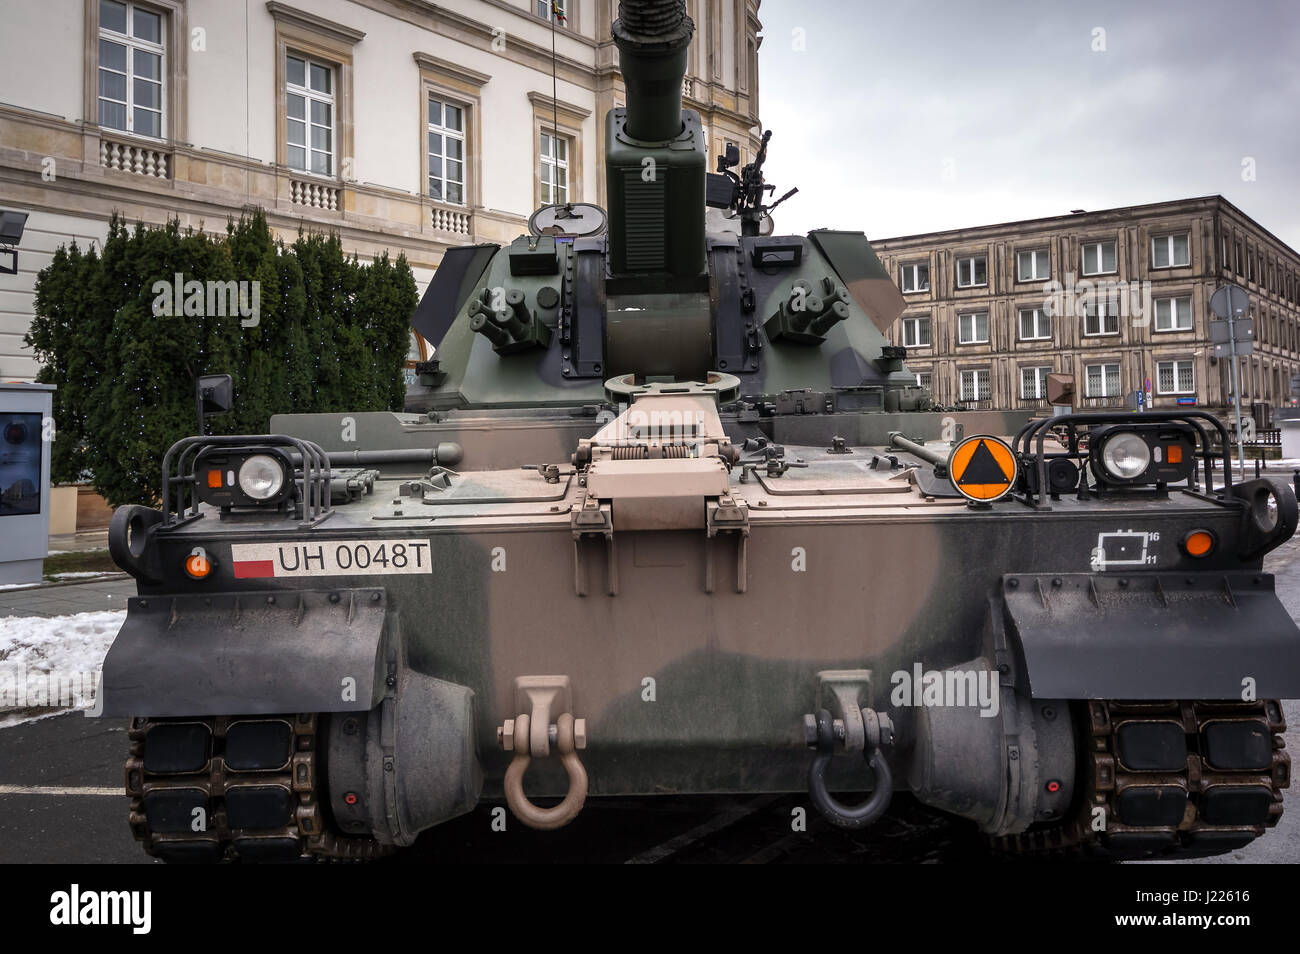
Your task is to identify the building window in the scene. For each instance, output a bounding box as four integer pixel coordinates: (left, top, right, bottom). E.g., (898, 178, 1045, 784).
(1153, 295, 1192, 332)
(539, 130, 569, 205)
(958, 312, 989, 344)
(959, 369, 990, 402)
(1151, 233, 1190, 269)
(1085, 362, 1121, 398)
(1247, 249, 1256, 283)
(427, 97, 465, 204)
(1021, 366, 1053, 400)
(536, 0, 567, 24)
(1017, 248, 1049, 282)
(286, 53, 335, 175)
(956, 255, 987, 288)
(1018, 307, 1051, 341)
(98, 0, 166, 137)
(900, 263, 929, 293)
(1156, 360, 1194, 395)
(902, 316, 931, 348)
(915, 371, 932, 391)
(1081, 240, 1117, 276)
(1234, 240, 1243, 276)
(1084, 296, 1120, 336)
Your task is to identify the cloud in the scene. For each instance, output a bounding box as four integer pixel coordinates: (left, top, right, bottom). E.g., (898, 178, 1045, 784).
(758, 0, 1300, 247)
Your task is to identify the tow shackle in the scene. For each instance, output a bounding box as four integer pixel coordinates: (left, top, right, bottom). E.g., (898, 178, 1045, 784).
(498, 676, 588, 831)
(803, 704, 894, 830)
(502, 712, 588, 830)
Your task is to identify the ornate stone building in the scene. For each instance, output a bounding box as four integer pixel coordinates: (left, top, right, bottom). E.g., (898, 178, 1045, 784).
(0, 0, 762, 381)
(872, 195, 1300, 424)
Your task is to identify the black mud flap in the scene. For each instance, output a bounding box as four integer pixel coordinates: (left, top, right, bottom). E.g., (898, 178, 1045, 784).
(1002, 573, 1300, 699)
(98, 589, 389, 717)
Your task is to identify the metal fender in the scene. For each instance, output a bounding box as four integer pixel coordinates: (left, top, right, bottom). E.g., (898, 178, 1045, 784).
(98, 588, 390, 717)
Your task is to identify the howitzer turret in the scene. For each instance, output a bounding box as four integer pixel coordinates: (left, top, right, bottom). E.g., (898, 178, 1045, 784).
(406, 1, 916, 406)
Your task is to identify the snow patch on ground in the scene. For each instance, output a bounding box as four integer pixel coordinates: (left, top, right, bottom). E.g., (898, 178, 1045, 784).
(0, 611, 126, 727)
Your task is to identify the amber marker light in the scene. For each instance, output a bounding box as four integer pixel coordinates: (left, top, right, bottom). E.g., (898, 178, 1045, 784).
(185, 552, 212, 579)
(207, 469, 223, 488)
(1181, 530, 1215, 559)
(1166, 444, 1183, 465)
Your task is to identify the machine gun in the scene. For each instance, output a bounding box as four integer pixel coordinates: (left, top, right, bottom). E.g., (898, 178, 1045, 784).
(706, 128, 799, 236)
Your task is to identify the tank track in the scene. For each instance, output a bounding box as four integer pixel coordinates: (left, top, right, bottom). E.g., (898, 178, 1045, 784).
(992, 699, 1291, 860)
(126, 713, 391, 863)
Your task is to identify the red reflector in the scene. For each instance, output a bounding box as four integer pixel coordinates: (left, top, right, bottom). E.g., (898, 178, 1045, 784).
(1046, 780, 1061, 793)
(207, 469, 223, 488)
(344, 792, 358, 806)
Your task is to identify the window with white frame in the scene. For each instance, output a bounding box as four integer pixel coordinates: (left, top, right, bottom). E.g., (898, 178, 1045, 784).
(536, 0, 566, 23)
(1085, 362, 1121, 398)
(902, 315, 931, 347)
(286, 54, 335, 175)
(901, 263, 929, 293)
(1152, 233, 1190, 269)
(428, 97, 465, 204)
(1018, 307, 1051, 341)
(958, 312, 989, 344)
(959, 369, 990, 402)
(1084, 295, 1120, 336)
(1157, 359, 1194, 394)
(956, 255, 987, 288)
(98, 0, 165, 138)
(1020, 366, 1053, 400)
(915, 371, 932, 391)
(1017, 248, 1049, 282)
(1154, 295, 1192, 332)
(1081, 240, 1117, 275)
(540, 131, 569, 205)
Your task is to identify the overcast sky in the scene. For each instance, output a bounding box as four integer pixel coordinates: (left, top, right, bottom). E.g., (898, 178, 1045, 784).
(756, 0, 1300, 247)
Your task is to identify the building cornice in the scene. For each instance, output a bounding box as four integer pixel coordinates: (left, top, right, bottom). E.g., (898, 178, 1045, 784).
(870, 194, 1300, 265)
(412, 52, 492, 89)
(265, 1, 366, 45)
(526, 91, 592, 124)
(350, 0, 597, 88)
(873, 197, 1226, 247)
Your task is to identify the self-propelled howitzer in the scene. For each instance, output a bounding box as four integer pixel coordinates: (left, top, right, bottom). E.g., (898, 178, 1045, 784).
(99, 0, 1299, 861)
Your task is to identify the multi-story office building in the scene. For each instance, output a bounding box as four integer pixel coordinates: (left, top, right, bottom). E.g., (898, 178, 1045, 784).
(872, 196, 1300, 424)
(0, 0, 763, 381)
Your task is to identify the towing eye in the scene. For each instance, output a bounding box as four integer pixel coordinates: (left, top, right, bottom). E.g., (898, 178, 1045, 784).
(805, 708, 894, 829)
(803, 670, 895, 829)
(499, 677, 588, 830)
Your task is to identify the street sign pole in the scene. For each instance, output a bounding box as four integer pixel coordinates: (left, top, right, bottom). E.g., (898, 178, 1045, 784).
(1212, 284, 1251, 479)
(1227, 286, 1245, 479)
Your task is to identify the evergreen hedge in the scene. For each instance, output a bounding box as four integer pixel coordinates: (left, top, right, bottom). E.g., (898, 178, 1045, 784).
(25, 211, 417, 507)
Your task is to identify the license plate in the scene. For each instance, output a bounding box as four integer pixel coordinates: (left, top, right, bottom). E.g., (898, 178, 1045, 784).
(229, 540, 434, 578)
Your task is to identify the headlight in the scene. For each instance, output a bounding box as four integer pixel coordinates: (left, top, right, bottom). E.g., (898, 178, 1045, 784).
(1100, 432, 1151, 480)
(194, 446, 294, 508)
(238, 454, 286, 500)
(1089, 423, 1198, 489)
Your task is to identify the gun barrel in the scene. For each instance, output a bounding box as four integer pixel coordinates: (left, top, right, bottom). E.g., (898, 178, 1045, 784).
(612, 0, 693, 142)
(888, 431, 948, 468)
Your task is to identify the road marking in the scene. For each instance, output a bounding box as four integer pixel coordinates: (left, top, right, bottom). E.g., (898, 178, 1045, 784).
(623, 796, 779, 864)
(0, 784, 123, 796)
